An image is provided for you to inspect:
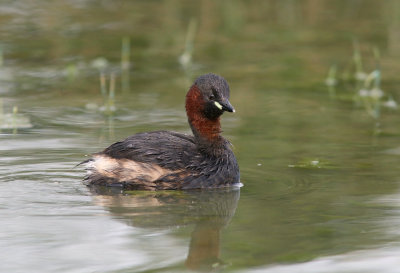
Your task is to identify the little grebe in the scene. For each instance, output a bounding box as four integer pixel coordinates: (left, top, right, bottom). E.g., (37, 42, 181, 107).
(83, 73, 240, 190)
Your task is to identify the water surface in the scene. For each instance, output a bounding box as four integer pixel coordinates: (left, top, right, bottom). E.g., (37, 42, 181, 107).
(1, 1, 400, 272)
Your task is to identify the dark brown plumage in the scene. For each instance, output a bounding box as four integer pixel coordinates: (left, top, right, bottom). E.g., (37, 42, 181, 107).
(83, 73, 240, 190)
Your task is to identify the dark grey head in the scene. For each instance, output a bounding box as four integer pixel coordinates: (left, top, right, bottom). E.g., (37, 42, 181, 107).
(194, 73, 235, 119)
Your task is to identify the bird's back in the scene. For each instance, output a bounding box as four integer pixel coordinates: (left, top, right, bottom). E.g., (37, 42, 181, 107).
(84, 131, 239, 190)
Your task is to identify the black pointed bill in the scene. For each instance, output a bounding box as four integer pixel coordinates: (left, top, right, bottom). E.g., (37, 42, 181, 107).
(215, 100, 235, 113)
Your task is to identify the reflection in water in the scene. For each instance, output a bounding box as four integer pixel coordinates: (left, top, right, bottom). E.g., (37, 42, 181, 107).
(2, 1, 400, 271)
(90, 186, 240, 271)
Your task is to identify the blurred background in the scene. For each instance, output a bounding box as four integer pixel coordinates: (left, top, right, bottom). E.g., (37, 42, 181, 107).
(1, 1, 400, 272)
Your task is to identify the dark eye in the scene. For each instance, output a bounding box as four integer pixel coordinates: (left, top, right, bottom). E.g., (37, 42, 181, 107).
(210, 87, 218, 100)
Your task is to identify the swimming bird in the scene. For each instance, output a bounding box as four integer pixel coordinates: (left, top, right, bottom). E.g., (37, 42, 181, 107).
(83, 73, 240, 190)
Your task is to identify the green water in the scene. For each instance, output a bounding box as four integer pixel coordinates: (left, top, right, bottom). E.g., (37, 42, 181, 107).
(1, 1, 400, 272)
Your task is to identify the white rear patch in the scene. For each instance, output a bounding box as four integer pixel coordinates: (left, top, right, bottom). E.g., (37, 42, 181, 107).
(88, 155, 173, 182)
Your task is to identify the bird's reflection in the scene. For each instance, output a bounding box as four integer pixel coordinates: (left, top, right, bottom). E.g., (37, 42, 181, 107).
(89, 186, 240, 271)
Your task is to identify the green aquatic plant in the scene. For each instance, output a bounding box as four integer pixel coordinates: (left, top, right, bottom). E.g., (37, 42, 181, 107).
(89, 37, 131, 113)
(325, 64, 337, 97)
(325, 65, 337, 87)
(108, 72, 116, 112)
(65, 63, 78, 82)
(357, 47, 385, 119)
(179, 18, 197, 72)
(121, 36, 131, 93)
(89, 71, 117, 140)
(326, 43, 397, 119)
(352, 40, 367, 82)
(100, 72, 107, 98)
(87, 71, 118, 115)
(383, 95, 398, 110)
(0, 99, 33, 133)
(0, 45, 3, 67)
(91, 57, 109, 71)
(99, 72, 116, 115)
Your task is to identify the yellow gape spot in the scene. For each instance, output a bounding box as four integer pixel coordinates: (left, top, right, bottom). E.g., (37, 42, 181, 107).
(214, 101, 223, 110)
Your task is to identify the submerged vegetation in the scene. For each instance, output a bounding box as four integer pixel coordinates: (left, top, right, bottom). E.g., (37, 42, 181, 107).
(121, 36, 131, 93)
(0, 47, 32, 133)
(0, 100, 32, 133)
(84, 37, 132, 116)
(99, 72, 116, 114)
(179, 18, 198, 76)
(0, 44, 3, 68)
(1, 1, 400, 272)
(325, 41, 398, 120)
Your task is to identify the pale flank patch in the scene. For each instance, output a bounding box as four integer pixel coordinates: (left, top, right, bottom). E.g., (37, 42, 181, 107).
(90, 155, 170, 182)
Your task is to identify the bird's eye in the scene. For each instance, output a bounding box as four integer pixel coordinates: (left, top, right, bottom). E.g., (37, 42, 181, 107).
(210, 87, 218, 100)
